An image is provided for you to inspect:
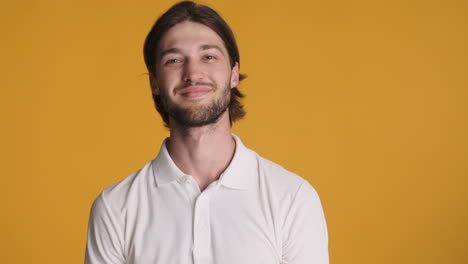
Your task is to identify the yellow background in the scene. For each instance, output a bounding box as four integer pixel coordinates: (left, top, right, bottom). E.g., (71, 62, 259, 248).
(1, 0, 467, 263)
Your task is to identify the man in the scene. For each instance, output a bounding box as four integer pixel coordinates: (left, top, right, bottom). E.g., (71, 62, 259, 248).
(85, 1, 329, 264)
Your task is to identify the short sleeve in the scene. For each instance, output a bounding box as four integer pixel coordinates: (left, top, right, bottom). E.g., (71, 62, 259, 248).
(85, 192, 126, 264)
(281, 180, 329, 264)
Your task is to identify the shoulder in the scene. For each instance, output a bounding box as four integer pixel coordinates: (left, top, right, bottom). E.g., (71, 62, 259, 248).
(256, 154, 304, 184)
(86, 162, 155, 264)
(92, 160, 155, 212)
(252, 151, 320, 201)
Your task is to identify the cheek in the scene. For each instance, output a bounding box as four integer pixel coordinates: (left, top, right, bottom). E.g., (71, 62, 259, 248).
(210, 65, 232, 79)
(157, 70, 180, 86)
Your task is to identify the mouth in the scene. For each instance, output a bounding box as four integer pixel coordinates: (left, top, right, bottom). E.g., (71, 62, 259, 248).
(178, 85, 213, 99)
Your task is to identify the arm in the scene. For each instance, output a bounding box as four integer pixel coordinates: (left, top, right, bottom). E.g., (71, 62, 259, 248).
(282, 180, 329, 264)
(85, 193, 126, 264)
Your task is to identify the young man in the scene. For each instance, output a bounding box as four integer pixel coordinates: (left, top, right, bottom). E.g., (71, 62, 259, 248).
(85, 1, 329, 264)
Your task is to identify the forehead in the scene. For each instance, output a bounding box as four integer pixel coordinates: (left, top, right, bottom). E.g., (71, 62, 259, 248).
(158, 21, 226, 53)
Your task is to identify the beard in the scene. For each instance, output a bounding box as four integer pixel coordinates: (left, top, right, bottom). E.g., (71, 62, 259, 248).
(161, 81, 231, 128)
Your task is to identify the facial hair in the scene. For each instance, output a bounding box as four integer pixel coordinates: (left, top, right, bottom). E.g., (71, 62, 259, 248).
(161, 80, 231, 128)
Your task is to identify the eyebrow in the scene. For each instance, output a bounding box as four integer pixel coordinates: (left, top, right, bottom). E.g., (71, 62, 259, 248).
(159, 44, 226, 60)
(200, 44, 225, 55)
(159, 48, 182, 60)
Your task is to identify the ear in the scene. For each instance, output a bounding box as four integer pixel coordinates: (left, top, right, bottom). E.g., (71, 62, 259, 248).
(149, 74, 160, 95)
(230, 62, 239, 89)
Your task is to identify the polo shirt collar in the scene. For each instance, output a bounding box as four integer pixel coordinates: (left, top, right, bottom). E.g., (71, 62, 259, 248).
(152, 138, 186, 186)
(219, 134, 255, 190)
(152, 134, 255, 190)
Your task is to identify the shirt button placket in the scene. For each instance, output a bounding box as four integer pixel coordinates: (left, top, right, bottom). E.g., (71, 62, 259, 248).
(183, 176, 198, 202)
(192, 188, 214, 264)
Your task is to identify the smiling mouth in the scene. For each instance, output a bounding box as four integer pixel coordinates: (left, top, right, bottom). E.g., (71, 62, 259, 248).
(178, 85, 212, 98)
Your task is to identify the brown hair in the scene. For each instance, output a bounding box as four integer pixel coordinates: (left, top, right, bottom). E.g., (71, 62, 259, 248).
(143, 1, 246, 126)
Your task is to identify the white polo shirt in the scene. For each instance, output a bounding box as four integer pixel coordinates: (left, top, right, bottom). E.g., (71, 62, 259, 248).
(85, 135, 329, 264)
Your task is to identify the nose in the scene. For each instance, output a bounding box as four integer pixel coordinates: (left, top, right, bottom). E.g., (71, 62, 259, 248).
(182, 58, 204, 83)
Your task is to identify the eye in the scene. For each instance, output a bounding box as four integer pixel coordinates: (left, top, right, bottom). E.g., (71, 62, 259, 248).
(204, 55, 216, 61)
(165, 58, 182, 64)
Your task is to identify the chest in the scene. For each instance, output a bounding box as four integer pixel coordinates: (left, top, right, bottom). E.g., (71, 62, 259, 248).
(123, 185, 282, 264)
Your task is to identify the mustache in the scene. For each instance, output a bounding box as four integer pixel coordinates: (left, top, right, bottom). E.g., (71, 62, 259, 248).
(174, 81, 215, 94)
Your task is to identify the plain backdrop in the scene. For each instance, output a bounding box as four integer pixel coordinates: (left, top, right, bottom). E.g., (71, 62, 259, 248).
(1, 0, 467, 263)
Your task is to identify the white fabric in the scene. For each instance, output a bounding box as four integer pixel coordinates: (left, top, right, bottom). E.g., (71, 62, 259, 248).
(85, 135, 329, 264)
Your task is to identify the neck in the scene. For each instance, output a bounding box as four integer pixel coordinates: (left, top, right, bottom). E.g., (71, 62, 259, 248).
(166, 112, 235, 191)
